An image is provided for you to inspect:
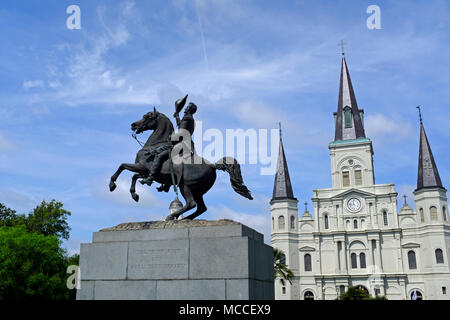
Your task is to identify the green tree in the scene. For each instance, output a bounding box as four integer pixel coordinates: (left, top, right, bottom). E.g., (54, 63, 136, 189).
(0, 225, 70, 300)
(0, 203, 26, 227)
(0, 200, 71, 240)
(337, 286, 387, 300)
(273, 248, 294, 285)
(26, 200, 71, 240)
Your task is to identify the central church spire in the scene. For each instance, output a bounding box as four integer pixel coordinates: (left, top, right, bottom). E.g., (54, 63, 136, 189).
(334, 54, 366, 141)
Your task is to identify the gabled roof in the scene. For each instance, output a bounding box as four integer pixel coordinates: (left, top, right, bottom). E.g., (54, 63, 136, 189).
(326, 188, 376, 200)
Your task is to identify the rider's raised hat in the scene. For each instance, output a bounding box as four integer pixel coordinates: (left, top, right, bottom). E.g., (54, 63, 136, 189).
(175, 94, 188, 114)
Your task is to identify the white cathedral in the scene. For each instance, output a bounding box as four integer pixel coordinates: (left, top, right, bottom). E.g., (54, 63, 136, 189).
(270, 53, 450, 300)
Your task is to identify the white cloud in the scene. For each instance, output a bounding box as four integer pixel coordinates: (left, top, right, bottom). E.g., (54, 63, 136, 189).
(208, 205, 271, 245)
(0, 188, 41, 213)
(365, 113, 415, 144)
(95, 176, 163, 208)
(23, 80, 44, 90)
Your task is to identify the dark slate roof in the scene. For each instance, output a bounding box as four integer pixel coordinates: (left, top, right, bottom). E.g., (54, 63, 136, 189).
(416, 122, 444, 191)
(272, 137, 296, 200)
(334, 54, 366, 141)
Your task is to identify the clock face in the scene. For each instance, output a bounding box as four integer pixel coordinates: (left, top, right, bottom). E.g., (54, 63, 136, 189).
(347, 198, 361, 211)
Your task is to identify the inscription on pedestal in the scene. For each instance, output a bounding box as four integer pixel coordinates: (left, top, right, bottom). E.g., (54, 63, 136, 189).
(127, 240, 189, 279)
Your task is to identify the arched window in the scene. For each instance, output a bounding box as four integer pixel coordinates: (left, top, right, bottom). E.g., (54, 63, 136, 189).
(419, 208, 425, 223)
(383, 211, 388, 226)
(278, 216, 285, 230)
(410, 290, 423, 300)
(339, 285, 346, 295)
(272, 217, 274, 229)
(408, 250, 417, 270)
(324, 214, 329, 229)
(430, 206, 438, 221)
(304, 254, 312, 272)
(354, 219, 358, 229)
(290, 216, 295, 230)
(304, 291, 314, 300)
(354, 169, 362, 186)
(360, 253, 366, 268)
(351, 253, 357, 269)
(435, 249, 444, 264)
(443, 207, 447, 222)
(342, 171, 350, 187)
(344, 106, 352, 128)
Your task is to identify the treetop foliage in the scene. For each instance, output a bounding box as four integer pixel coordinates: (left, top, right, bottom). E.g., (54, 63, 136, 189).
(0, 200, 71, 240)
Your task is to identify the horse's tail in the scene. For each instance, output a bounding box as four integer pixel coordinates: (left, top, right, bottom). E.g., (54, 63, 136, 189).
(213, 157, 253, 200)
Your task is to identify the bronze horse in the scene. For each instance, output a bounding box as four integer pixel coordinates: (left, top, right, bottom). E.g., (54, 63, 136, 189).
(109, 109, 253, 221)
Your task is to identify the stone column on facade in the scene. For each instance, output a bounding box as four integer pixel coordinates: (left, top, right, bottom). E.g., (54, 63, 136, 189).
(392, 195, 399, 228)
(369, 239, 375, 269)
(335, 240, 341, 274)
(373, 200, 379, 228)
(399, 278, 406, 300)
(334, 204, 339, 231)
(395, 233, 404, 273)
(315, 238, 322, 275)
(314, 200, 320, 232)
(316, 279, 323, 300)
(336, 204, 343, 230)
(342, 240, 348, 273)
(375, 239, 383, 273)
(367, 240, 374, 269)
(368, 201, 374, 228)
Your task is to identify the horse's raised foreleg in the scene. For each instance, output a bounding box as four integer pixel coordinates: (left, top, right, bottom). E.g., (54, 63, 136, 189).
(110, 163, 146, 192)
(130, 173, 143, 202)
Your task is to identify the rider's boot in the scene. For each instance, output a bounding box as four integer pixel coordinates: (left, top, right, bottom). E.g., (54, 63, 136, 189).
(140, 173, 155, 186)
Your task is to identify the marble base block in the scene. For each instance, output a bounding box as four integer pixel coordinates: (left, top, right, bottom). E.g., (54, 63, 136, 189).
(76, 219, 274, 300)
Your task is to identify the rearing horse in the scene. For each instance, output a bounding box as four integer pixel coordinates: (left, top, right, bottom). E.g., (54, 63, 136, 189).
(109, 109, 253, 221)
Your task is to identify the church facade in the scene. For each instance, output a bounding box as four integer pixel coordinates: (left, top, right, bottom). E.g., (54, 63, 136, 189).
(270, 53, 450, 300)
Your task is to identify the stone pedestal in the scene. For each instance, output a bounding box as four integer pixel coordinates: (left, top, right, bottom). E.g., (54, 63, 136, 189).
(76, 219, 274, 300)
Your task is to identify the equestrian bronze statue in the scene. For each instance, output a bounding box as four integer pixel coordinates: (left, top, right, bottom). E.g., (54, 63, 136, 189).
(109, 95, 253, 221)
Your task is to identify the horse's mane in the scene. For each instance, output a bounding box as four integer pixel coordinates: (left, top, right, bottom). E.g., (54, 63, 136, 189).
(156, 112, 175, 132)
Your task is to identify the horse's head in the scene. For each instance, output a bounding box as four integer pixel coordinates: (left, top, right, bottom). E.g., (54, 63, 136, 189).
(131, 110, 159, 134)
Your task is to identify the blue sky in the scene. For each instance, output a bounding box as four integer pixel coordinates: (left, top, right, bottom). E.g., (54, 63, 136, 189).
(1, 0, 450, 253)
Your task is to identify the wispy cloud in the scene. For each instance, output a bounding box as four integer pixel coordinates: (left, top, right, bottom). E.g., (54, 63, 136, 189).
(23, 80, 44, 90)
(209, 205, 271, 244)
(365, 113, 415, 144)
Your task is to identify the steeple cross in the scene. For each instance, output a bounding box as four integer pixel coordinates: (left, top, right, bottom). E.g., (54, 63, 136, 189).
(304, 201, 308, 212)
(416, 105, 423, 123)
(339, 40, 346, 55)
(277, 122, 282, 141)
(403, 195, 408, 206)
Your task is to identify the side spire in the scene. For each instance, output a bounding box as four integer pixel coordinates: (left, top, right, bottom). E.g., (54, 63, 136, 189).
(416, 106, 444, 191)
(334, 53, 366, 141)
(272, 123, 296, 200)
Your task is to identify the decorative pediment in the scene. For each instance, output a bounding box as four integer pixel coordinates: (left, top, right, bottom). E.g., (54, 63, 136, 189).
(402, 242, 420, 248)
(299, 246, 315, 252)
(333, 188, 376, 199)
